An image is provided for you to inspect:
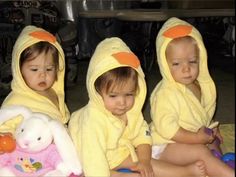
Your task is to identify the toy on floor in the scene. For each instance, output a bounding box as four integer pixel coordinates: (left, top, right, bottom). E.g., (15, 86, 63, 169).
(221, 152, 235, 169)
(117, 168, 133, 173)
(0, 105, 82, 176)
(205, 127, 235, 169)
(117, 168, 140, 173)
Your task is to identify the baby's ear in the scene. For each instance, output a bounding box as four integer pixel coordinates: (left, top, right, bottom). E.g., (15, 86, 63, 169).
(0, 105, 32, 125)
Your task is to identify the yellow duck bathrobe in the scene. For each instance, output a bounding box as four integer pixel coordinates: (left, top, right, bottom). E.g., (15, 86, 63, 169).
(69, 37, 152, 176)
(150, 17, 217, 145)
(0, 26, 70, 133)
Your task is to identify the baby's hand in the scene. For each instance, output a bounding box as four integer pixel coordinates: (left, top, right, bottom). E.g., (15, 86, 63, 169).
(208, 127, 223, 154)
(197, 126, 215, 144)
(130, 161, 154, 177)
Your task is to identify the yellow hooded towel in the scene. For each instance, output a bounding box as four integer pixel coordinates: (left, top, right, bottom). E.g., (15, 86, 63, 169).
(69, 37, 152, 176)
(0, 25, 70, 133)
(150, 17, 217, 145)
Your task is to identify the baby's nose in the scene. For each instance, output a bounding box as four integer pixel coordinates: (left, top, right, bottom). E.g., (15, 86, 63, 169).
(183, 64, 190, 72)
(39, 70, 46, 77)
(118, 97, 126, 106)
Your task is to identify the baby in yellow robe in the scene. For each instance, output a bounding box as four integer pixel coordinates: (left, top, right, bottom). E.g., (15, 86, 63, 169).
(0, 26, 69, 144)
(150, 17, 234, 177)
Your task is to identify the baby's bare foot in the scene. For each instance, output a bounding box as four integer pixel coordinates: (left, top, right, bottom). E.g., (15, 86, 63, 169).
(186, 160, 206, 177)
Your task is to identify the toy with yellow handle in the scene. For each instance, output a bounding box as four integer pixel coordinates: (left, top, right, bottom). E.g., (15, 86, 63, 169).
(208, 121, 219, 129)
(205, 121, 235, 169)
(205, 121, 222, 157)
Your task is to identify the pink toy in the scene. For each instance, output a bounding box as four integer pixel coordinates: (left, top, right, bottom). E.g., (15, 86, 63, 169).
(0, 105, 82, 176)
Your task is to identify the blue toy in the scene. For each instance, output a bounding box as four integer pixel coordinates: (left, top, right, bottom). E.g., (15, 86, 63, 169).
(222, 152, 235, 161)
(117, 168, 133, 173)
(221, 152, 235, 169)
(211, 150, 235, 169)
(205, 127, 235, 169)
(117, 168, 140, 173)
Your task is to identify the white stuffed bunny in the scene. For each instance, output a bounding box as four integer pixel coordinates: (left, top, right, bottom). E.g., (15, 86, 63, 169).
(0, 105, 83, 177)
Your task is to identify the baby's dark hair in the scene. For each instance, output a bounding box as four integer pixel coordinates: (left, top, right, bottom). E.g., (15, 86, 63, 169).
(20, 41, 59, 71)
(95, 67, 138, 94)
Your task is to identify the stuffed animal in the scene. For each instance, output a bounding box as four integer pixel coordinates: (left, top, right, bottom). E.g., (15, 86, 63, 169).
(0, 105, 83, 177)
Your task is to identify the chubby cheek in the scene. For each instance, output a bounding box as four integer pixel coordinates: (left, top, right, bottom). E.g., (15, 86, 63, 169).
(193, 67, 199, 77)
(24, 76, 36, 88)
(52, 72, 58, 81)
(47, 73, 57, 82)
(170, 69, 179, 80)
(103, 98, 114, 111)
(127, 97, 135, 109)
(21, 71, 29, 83)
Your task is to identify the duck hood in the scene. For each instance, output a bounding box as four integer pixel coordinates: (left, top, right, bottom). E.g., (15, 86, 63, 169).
(2, 26, 69, 124)
(156, 17, 212, 84)
(86, 37, 146, 114)
(11, 25, 65, 97)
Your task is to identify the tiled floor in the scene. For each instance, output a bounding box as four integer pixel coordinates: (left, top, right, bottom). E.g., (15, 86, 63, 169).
(66, 60, 235, 124)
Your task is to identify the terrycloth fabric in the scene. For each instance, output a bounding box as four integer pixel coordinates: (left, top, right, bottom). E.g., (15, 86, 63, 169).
(150, 17, 217, 145)
(0, 26, 69, 133)
(69, 37, 152, 176)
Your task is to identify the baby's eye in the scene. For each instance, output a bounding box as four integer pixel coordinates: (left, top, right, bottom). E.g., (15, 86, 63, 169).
(30, 68, 38, 72)
(190, 60, 198, 64)
(109, 94, 117, 98)
(21, 129, 24, 132)
(46, 66, 55, 71)
(172, 62, 179, 66)
(37, 137, 41, 141)
(126, 93, 134, 97)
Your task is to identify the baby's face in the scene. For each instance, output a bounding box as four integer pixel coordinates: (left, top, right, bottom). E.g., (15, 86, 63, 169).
(100, 77, 136, 119)
(21, 51, 57, 92)
(166, 39, 199, 85)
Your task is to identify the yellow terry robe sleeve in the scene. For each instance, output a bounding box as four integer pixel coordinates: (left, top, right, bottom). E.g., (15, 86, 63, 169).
(69, 108, 110, 176)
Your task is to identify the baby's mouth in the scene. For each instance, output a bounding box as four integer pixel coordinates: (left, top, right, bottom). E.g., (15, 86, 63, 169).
(38, 82, 46, 87)
(183, 76, 192, 79)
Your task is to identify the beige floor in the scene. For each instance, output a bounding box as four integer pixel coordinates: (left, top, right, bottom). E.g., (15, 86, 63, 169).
(65, 60, 235, 124)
